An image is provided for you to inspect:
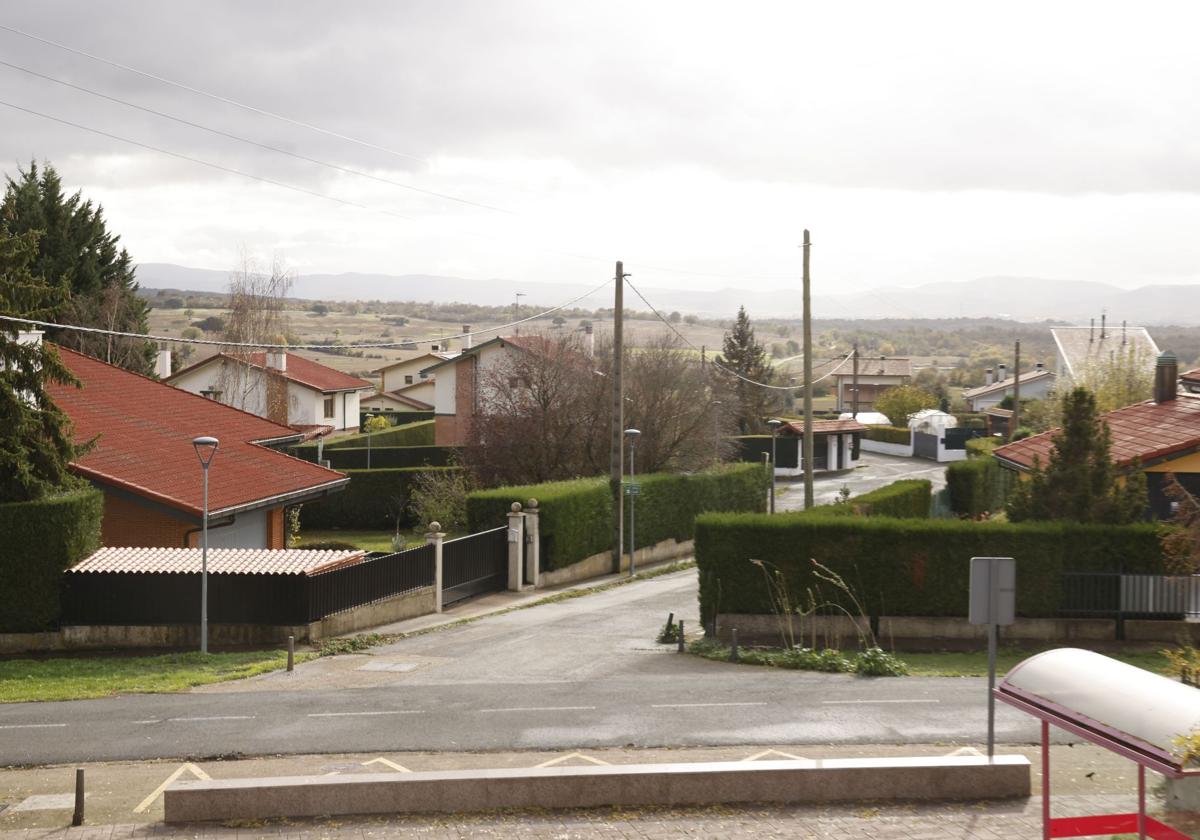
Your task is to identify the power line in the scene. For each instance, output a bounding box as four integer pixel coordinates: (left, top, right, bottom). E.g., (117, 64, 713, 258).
(0, 277, 613, 351)
(623, 274, 850, 391)
(0, 22, 432, 167)
(0, 59, 513, 215)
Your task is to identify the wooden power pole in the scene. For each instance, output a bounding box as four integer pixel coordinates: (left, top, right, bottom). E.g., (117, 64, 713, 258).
(802, 230, 814, 509)
(1011, 339, 1021, 440)
(851, 342, 860, 418)
(610, 262, 625, 574)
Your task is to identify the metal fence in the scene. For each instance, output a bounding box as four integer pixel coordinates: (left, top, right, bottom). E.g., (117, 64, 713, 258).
(442, 526, 509, 607)
(306, 543, 436, 622)
(1061, 572, 1200, 636)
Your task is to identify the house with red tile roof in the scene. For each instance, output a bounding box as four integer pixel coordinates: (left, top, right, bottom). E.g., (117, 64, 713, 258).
(167, 351, 374, 432)
(48, 345, 349, 549)
(993, 352, 1191, 519)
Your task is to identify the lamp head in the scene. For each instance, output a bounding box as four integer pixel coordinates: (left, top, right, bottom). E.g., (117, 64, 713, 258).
(192, 436, 219, 467)
(767, 419, 782, 430)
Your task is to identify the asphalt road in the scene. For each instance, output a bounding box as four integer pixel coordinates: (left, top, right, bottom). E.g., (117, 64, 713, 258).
(0, 569, 1056, 766)
(778, 450, 949, 509)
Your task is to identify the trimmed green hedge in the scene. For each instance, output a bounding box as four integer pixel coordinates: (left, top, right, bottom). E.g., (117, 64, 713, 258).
(695, 514, 1164, 625)
(946, 456, 1013, 517)
(864, 425, 911, 445)
(299, 467, 459, 530)
(292, 444, 456, 470)
(325, 419, 435, 449)
(966, 437, 1002, 458)
(818, 479, 931, 519)
(0, 489, 102, 632)
(467, 463, 770, 571)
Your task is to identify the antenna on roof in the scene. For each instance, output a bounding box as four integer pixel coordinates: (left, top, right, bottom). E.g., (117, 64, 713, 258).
(1101, 311, 1107, 339)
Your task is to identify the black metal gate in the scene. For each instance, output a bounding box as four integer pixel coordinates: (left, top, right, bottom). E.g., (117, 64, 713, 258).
(913, 431, 938, 460)
(442, 526, 509, 607)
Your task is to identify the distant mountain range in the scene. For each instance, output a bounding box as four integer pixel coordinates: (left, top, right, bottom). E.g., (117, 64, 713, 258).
(135, 263, 1200, 324)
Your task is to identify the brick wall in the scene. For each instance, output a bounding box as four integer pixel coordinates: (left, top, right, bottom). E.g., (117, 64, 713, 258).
(101, 492, 195, 548)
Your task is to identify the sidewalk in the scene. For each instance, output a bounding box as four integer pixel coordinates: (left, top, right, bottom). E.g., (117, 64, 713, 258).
(1, 743, 1195, 838)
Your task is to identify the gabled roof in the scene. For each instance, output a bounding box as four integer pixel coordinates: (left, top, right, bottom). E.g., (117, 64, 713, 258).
(813, 356, 912, 379)
(962, 369, 1056, 400)
(420, 335, 552, 375)
(371, 351, 457, 375)
(1180, 368, 1200, 393)
(780, 418, 868, 435)
(49, 346, 349, 519)
(168, 351, 373, 393)
(361, 390, 435, 411)
(69, 546, 367, 576)
(994, 393, 1200, 472)
(1050, 325, 1159, 379)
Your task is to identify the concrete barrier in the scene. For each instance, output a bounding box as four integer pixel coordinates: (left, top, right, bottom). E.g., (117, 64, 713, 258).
(163, 755, 1030, 823)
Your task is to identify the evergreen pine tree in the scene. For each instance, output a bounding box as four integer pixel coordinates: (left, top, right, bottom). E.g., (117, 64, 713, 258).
(715, 306, 780, 434)
(0, 228, 88, 503)
(1, 161, 152, 373)
(1006, 387, 1147, 524)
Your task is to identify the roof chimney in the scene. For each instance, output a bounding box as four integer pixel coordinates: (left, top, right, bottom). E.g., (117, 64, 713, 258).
(267, 351, 287, 372)
(1155, 352, 1178, 404)
(997, 363, 1007, 383)
(17, 330, 43, 348)
(985, 368, 994, 386)
(584, 322, 595, 357)
(463, 326, 472, 350)
(1122, 320, 1127, 346)
(1090, 318, 1095, 343)
(155, 345, 172, 379)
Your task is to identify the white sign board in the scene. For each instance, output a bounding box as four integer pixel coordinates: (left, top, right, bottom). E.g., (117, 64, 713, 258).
(968, 556, 1016, 626)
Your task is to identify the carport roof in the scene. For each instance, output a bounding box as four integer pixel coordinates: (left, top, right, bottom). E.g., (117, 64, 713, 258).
(70, 547, 367, 576)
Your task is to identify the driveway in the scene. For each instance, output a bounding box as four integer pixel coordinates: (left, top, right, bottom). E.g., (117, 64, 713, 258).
(776, 450, 948, 510)
(0, 568, 1044, 765)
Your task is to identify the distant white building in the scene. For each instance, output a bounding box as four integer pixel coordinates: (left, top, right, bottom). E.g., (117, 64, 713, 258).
(962, 363, 1056, 412)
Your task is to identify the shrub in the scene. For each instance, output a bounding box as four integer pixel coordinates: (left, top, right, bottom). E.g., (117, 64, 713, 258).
(819, 479, 931, 519)
(325, 419, 435, 449)
(853, 647, 908, 676)
(945, 457, 1013, 517)
(467, 463, 770, 572)
(694, 512, 1164, 626)
(299, 467, 459, 530)
(292, 444, 454, 470)
(864, 425, 912, 445)
(0, 489, 102, 631)
(966, 437, 1001, 458)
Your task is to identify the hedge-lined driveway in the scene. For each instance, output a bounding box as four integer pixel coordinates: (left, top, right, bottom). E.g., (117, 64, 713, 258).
(777, 451, 947, 510)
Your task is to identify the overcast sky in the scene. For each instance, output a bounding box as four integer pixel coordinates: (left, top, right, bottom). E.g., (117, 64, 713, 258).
(2, 0, 1199, 302)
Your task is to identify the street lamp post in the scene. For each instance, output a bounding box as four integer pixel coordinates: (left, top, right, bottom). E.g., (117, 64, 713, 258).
(624, 428, 641, 576)
(767, 419, 782, 514)
(192, 436, 219, 654)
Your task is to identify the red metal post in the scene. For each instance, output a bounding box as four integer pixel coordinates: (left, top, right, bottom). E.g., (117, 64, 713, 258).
(1138, 763, 1146, 840)
(1042, 719, 1051, 840)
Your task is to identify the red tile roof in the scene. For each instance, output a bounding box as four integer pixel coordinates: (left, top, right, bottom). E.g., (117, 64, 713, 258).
(70, 546, 366, 575)
(780, 419, 868, 435)
(169, 352, 373, 393)
(994, 394, 1200, 471)
(48, 346, 349, 519)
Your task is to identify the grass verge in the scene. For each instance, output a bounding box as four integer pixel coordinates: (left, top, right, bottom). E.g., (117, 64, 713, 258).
(0, 650, 314, 703)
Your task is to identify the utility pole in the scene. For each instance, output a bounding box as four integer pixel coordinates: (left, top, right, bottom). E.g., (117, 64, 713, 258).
(513, 292, 525, 335)
(610, 262, 626, 574)
(1011, 339, 1021, 441)
(802, 230, 814, 509)
(851, 342, 860, 418)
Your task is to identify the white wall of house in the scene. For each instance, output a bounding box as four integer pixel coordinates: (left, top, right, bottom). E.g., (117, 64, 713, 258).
(205, 508, 271, 549)
(968, 376, 1056, 411)
(302, 388, 360, 431)
(380, 355, 440, 392)
(434, 362, 457, 415)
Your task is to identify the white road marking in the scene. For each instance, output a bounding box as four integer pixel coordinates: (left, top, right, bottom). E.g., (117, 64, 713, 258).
(742, 748, 807, 761)
(307, 710, 423, 717)
(0, 723, 67, 730)
(362, 757, 412, 773)
(133, 719, 161, 725)
(167, 715, 255, 722)
(477, 706, 595, 713)
(133, 762, 210, 813)
(821, 699, 941, 705)
(651, 702, 767, 708)
(536, 752, 610, 767)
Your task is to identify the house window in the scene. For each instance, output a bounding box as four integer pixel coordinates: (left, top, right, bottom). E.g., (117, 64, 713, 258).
(323, 396, 335, 418)
(405, 375, 414, 385)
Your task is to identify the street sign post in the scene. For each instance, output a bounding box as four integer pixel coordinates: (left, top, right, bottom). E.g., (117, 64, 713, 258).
(969, 556, 1016, 759)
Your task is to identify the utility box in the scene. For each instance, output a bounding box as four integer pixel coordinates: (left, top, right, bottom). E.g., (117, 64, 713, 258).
(968, 556, 1016, 625)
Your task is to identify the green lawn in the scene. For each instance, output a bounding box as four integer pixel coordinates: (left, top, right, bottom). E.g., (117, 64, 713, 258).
(297, 529, 401, 552)
(0, 650, 311, 703)
(901, 648, 1173, 678)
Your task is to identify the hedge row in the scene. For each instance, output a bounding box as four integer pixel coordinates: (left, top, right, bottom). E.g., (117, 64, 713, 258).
(864, 425, 911, 445)
(817, 479, 931, 519)
(292, 444, 456, 470)
(466, 463, 770, 571)
(0, 489, 102, 632)
(299, 467, 459, 530)
(946, 456, 1014, 517)
(731, 435, 800, 469)
(325, 419, 435, 449)
(966, 437, 1002, 458)
(694, 513, 1164, 625)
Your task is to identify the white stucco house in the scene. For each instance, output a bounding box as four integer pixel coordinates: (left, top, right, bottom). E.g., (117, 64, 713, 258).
(962, 363, 1057, 412)
(167, 351, 374, 432)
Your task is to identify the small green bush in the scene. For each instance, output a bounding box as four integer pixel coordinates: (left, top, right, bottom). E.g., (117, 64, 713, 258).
(946, 456, 1013, 516)
(0, 489, 102, 631)
(300, 467, 459, 530)
(853, 647, 909, 676)
(864, 425, 911, 445)
(694, 512, 1164, 625)
(966, 437, 1002, 458)
(819, 479, 931, 519)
